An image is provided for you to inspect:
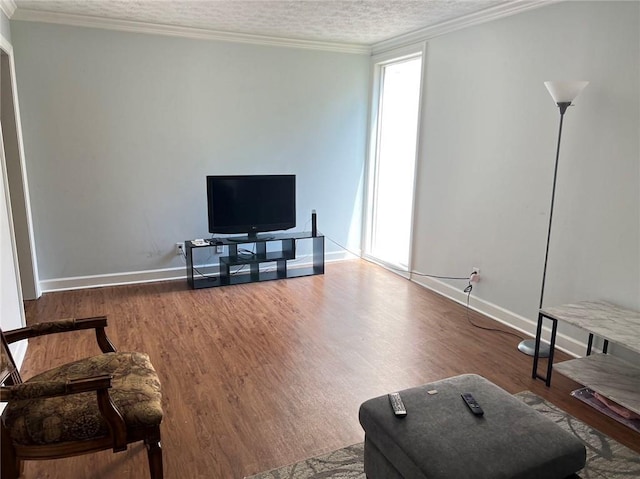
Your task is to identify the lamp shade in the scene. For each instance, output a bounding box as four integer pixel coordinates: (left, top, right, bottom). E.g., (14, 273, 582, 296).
(544, 81, 589, 104)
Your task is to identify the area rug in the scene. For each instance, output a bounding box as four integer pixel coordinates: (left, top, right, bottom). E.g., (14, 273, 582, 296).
(245, 391, 640, 479)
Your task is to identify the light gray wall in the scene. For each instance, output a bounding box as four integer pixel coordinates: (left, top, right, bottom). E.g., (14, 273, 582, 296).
(10, 22, 369, 281)
(413, 1, 639, 346)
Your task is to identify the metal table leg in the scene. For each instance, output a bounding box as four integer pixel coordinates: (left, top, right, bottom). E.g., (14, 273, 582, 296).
(587, 334, 609, 355)
(532, 312, 558, 387)
(532, 312, 544, 380)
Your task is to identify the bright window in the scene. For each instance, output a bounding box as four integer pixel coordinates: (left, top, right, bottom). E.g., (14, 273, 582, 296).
(365, 52, 423, 270)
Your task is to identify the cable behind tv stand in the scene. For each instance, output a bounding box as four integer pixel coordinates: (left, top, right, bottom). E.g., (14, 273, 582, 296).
(185, 232, 324, 289)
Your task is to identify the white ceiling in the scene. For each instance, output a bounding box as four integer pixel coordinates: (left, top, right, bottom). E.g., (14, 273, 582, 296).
(10, 0, 521, 46)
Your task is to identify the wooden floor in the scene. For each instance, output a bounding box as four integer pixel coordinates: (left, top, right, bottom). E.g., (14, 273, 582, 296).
(19, 260, 639, 478)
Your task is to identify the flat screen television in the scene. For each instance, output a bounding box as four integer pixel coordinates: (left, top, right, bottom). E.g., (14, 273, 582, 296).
(207, 174, 296, 239)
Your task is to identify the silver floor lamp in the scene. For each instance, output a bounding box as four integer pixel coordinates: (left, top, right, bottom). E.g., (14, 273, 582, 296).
(518, 80, 589, 357)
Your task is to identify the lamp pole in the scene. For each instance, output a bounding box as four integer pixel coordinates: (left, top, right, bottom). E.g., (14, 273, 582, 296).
(518, 82, 588, 358)
(538, 101, 570, 312)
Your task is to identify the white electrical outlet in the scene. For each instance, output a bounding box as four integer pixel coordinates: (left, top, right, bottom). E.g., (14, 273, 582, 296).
(216, 245, 224, 254)
(470, 267, 480, 282)
(176, 242, 184, 256)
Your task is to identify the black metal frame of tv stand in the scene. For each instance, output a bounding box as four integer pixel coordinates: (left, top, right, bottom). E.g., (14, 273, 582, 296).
(185, 232, 324, 289)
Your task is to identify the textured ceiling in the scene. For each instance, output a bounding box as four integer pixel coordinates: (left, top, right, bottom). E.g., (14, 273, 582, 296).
(13, 0, 513, 45)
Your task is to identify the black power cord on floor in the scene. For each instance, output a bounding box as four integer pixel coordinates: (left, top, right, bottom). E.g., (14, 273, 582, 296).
(324, 231, 525, 341)
(183, 229, 525, 341)
(322, 233, 471, 281)
(463, 280, 525, 340)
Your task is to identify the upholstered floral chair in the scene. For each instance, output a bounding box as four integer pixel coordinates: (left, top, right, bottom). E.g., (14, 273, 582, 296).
(0, 317, 163, 479)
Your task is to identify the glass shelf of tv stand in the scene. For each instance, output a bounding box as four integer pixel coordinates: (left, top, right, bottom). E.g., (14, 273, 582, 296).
(185, 231, 324, 289)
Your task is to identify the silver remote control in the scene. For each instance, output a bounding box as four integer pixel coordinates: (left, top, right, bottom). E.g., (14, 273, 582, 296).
(388, 392, 407, 417)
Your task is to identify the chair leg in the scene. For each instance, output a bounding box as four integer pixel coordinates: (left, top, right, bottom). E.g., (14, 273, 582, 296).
(144, 426, 163, 479)
(1, 425, 20, 479)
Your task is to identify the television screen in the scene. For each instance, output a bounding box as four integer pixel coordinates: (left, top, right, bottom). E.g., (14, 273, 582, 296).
(207, 175, 296, 237)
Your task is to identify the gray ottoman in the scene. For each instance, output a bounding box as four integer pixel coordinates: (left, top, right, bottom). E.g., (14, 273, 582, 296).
(359, 374, 586, 479)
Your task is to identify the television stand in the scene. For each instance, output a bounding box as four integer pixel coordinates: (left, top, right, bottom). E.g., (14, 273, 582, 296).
(185, 232, 324, 289)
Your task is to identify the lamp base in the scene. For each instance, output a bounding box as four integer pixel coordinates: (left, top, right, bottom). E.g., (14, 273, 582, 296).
(517, 339, 550, 357)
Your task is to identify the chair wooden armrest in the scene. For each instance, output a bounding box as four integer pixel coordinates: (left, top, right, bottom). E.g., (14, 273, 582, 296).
(3, 316, 116, 353)
(1, 375, 128, 451)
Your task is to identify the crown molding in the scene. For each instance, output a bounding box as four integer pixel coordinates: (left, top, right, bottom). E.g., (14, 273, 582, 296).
(372, 0, 557, 55)
(10, 8, 371, 55)
(0, 0, 16, 18)
(7, 1, 557, 56)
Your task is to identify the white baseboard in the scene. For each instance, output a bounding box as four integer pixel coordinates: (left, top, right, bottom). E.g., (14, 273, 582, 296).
(39, 250, 352, 292)
(410, 275, 586, 359)
(39, 266, 187, 292)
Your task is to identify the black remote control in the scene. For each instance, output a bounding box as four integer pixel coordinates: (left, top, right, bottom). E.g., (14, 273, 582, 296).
(461, 393, 484, 416)
(388, 392, 407, 417)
